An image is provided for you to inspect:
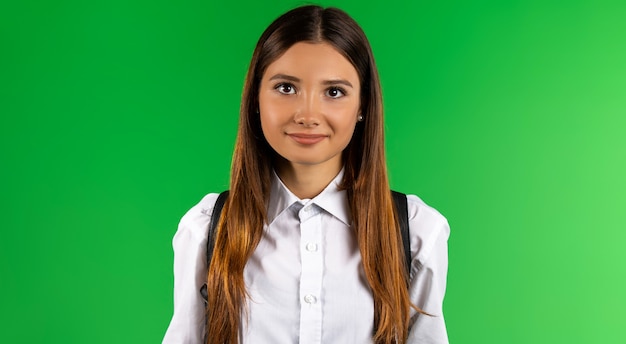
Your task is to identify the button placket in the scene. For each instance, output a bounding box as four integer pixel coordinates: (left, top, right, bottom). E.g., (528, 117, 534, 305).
(298, 205, 323, 342)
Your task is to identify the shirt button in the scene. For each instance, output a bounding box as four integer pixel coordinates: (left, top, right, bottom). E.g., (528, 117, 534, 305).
(305, 243, 318, 252)
(303, 294, 317, 304)
(303, 205, 311, 213)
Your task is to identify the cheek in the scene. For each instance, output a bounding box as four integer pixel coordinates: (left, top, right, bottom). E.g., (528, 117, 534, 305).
(259, 97, 282, 138)
(259, 112, 292, 148)
(259, 113, 280, 141)
(332, 107, 359, 134)
(259, 94, 293, 127)
(330, 115, 359, 149)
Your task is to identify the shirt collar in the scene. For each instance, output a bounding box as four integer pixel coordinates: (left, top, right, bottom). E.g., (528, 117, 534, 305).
(267, 168, 351, 226)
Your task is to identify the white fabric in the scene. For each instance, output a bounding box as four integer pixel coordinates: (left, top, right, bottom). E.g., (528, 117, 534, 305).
(163, 171, 450, 343)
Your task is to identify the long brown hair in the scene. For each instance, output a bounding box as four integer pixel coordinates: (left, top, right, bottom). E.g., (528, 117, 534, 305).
(206, 5, 414, 343)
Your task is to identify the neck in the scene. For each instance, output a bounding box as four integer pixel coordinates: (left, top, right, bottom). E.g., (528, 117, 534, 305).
(275, 159, 342, 199)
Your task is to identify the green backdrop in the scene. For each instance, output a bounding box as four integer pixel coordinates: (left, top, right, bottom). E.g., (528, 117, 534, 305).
(1, 0, 625, 343)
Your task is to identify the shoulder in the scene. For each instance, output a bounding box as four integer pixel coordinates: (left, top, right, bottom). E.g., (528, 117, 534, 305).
(165, 193, 222, 343)
(404, 194, 450, 266)
(173, 193, 222, 246)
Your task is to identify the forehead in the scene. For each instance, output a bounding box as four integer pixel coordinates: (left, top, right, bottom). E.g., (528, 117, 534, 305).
(263, 42, 360, 83)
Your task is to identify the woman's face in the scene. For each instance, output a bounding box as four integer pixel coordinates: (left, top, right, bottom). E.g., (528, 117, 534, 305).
(258, 42, 361, 173)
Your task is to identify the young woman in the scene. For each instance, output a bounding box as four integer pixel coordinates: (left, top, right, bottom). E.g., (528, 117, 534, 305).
(163, 5, 449, 344)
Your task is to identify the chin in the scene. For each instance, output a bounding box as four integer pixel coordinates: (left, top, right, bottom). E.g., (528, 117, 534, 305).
(290, 156, 341, 168)
(290, 158, 326, 166)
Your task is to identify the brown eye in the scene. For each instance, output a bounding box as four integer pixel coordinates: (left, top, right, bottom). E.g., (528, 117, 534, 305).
(275, 83, 296, 95)
(326, 87, 345, 99)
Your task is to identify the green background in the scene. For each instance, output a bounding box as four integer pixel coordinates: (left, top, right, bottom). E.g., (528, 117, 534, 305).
(1, 0, 625, 342)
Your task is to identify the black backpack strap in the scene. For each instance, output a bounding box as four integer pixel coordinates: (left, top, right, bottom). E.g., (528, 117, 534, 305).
(200, 190, 229, 302)
(206, 191, 229, 266)
(391, 190, 411, 277)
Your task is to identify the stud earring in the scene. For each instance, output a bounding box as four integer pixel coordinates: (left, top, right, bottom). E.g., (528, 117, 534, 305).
(357, 114, 364, 122)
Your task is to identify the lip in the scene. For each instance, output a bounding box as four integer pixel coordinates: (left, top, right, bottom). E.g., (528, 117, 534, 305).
(287, 133, 327, 145)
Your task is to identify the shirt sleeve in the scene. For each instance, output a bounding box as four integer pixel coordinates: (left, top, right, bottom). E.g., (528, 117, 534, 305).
(405, 195, 450, 344)
(162, 194, 219, 344)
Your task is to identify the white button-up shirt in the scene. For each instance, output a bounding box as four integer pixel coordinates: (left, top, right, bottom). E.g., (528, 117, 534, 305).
(163, 171, 450, 343)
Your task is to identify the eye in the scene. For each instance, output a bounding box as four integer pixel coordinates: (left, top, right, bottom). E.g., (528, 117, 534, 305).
(326, 87, 346, 99)
(275, 83, 296, 95)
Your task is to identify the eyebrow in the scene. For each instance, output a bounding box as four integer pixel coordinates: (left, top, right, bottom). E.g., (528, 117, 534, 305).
(269, 74, 300, 82)
(268, 73, 354, 88)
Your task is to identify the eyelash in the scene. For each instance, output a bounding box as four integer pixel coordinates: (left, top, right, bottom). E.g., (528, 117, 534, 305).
(273, 83, 347, 98)
(326, 87, 346, 99)
(274, 83, 296, 95)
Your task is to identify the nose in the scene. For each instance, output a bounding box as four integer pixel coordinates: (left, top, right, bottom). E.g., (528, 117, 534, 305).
(294, 94, 321, 127)
(295, 115, 320, 127)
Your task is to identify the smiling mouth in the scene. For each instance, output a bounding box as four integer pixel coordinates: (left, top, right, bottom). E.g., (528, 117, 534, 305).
(287, 133, 327, 145)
